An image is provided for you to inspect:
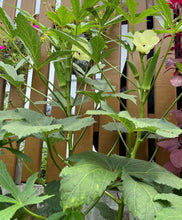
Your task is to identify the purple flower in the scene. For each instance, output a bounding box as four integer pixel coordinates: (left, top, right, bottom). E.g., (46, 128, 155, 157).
(0, 45, 5, 50)
(33, 24, 40, 29)
(157, 109, 182, 173)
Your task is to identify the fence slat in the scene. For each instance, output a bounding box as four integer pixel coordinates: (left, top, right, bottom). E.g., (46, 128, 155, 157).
(0, 79, 5, 110)
(154, 18, 177, 166)
(98, 23, 121, 155)
(21, 0, 56, 181)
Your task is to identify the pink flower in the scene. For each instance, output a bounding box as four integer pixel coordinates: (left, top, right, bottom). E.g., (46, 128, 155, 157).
(0, 45, 5, 50)
(33, 24, 40, 29)
(157, 109, 182, 174)
(166, 0, 182, 9)
(170, 75, 182, 87)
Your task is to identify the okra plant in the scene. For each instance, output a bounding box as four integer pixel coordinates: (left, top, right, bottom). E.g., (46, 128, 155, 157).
(0, 0, 182, 219)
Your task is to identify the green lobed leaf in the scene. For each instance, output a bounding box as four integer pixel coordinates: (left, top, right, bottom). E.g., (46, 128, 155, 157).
(102, 122, 128, 133)
(1, 147, 32, 163)
(84, 77, 115, 92)
(0, 195, 17, 204)
(89, 36, 105, 63)
(0, 62, 24, 88)
(15, 13, 41, 67)
(60, 152, 119, 211)
(86, 109, 182, 138)
(71, 0, 80, 18)
(155, 0, 174, 30)
(155, 193, 182, 208)
(57, 116, 95, 131)
(0, 204, 23, 220)
(125, 0, 138, 24)
(122, 169, 163, 220)
(111, 155, 182, 190)
(39, 50, 72, 69)
(154, 208, 182, 220)
(47, 5, 75, 28)
(0, 160, 20, 199)
(53, 29, 92, 60)
(0, 7, 15, 37)
(14, 173, 52, 206)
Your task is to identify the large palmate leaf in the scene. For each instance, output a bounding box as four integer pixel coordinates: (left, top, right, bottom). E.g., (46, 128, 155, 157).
(111, 155, 182, 190)
(60, 152, 119, 211)
(60, 151, 182, 218)
(0, 108, 95, 139)
(154, 194, 182, 219)
(0, 161, 52, 220)
(87, 107, 182, 138)
(15, 13, 41, 67)
(122, 169, 163, 220)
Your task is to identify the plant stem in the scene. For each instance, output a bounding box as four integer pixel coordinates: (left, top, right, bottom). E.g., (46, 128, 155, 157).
(83, 194, 103, 216)
(131, 90, 145, 158)
(162, 92, 182, 118)
(149, 146, 159, 162)
(104, 191, 120, 204)
(107, 136, 120, 156)
(18, 88, 44, 114)
(23, 207, 46, 220)
(44, 134, 61, 172)
(113, 119, 129, 152)
(117, 195, 124, 220)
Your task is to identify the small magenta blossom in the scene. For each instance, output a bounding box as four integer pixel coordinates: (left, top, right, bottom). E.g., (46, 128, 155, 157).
(33, 24, 40, 29)
(132, 30, 160, 54)
(0, 45, 5, 50)
(166, 0, 182, 9)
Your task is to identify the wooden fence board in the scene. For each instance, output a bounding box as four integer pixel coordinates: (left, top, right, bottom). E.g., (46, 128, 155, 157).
(153, 17, 177, 166)
(98, 23, 121, 155)
(21, 0, 56, 181)
(0, 0, 19, 180)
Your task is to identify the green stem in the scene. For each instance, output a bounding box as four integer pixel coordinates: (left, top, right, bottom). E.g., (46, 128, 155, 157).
(97, 62, 127, 111)
(107, 136, 120, 156)
(104, 191, 120, 204)
(117, 195, 124, 220)
(44, 134, 61, 172)
(20, 159, 45, 187)
(51, 145, 70, 167)
(23, 207, 46, 220)
(130, 91, 145, 158)
(128, 131, 132, 157)
(113, 119, 129, 152)
(18, 88, 44, 114)
(162, 92, 182, 118)
(149, 146, 159, 162)
(24, 83, 67, 114)
(83, 193, 104, 216)
(36, 70, 68, 116)
(72, 127, 88, 151)
(103, 58, 138, 89)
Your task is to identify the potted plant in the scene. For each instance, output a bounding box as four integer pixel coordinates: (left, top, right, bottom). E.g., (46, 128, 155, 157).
(0, 0, 181, 219)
